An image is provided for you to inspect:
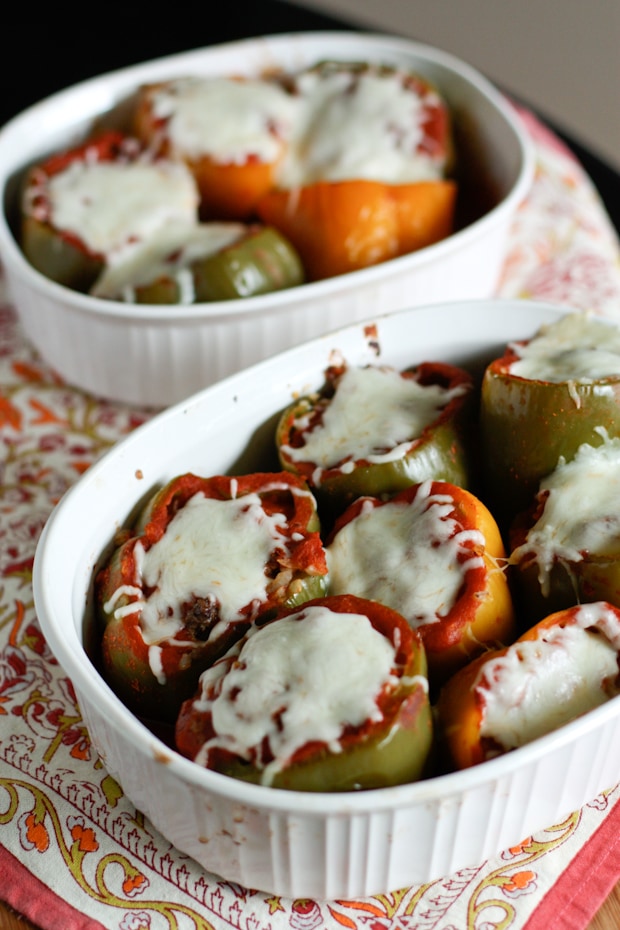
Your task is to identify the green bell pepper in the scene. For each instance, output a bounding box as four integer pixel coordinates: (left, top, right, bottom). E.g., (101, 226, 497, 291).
(20, 132, 131, 292)
(509, 435, 620, 619)
(276, 359, 475, 520)
(128, 225, 305, 304)
(192, 225, 305, 301)
(480, 316, 620, 532)
(95, 471, 328, 724)
(175, 594, 433, 791)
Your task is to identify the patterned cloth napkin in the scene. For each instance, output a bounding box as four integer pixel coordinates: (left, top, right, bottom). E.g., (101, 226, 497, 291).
(1, 105, 620, 930)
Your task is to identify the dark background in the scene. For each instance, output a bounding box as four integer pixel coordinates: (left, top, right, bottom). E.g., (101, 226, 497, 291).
(2, 0, 618, 233)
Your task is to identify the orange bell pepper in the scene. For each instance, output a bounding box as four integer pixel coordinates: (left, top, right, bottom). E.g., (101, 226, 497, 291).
(436, 601, 620, 771)
(190, 156, 281, 221)
(133, 80, 286, 221)
(326, 480, 516, 689)
(256, 178, 457, 280)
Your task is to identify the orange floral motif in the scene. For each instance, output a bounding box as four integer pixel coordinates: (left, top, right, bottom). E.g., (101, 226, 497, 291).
(8, 600, 27, 647)
(0, 394, 22, 430)
(501, 870, 538, 896)
(12, 360, 48, 383)
(506, 837, 534, 857)
(68, 733, 91, 761)
(332, 899, 387, 920)
(326, 907, 357, 928)
(71, 461, 93, 475)
(69, 817, 100, 853)
(122, 871, 149, 898)
(28, 397, 66, 426)
(19, 810, 50, 852)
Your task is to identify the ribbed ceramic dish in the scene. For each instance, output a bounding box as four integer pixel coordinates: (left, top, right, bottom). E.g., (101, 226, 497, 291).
(32, 298, 620, 900)
(0, 32, 533, 407)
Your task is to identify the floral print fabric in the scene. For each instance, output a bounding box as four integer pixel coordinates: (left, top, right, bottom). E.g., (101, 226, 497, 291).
(1, 106, 620, 930)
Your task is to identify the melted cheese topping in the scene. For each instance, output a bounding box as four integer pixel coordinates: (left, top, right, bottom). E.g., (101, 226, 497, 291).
(509, 312, 620, 383)
(281, 366, 463, 480)
(91, 221, 245, 300)
(194, 604, 397, 784)
(477, 603, 620, 752)
(147, 67, 446, 186)
(327, 481, 484, 627)
(148, 76, 298, 164)
(279, 66, 446, 187)
(107, 485, 295, 649)
(510, 435, 620, 593)
(46, 158, 199, 261)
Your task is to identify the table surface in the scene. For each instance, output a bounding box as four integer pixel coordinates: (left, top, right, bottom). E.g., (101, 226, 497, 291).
(1, 3, 619, 928)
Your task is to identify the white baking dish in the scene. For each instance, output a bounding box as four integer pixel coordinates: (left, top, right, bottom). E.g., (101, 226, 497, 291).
(0, 32, 533, 407)
(32, 298, 620, 900)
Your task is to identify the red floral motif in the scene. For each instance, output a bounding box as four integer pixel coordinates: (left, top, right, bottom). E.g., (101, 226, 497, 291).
(7, 668, 91, 762)
(21, 622, 52, 659)
(0, 643, 37, 704)
(47, 697, 92, 761)
(513, 105, 578, 161)
(523, 251, 620, 308)
(587, 793, 611, 812)
(0, 305, 21, 357)
(291, 899, 324, 929)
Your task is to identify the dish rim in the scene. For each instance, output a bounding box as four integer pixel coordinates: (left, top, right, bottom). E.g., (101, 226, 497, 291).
(0, 30, 535, 322)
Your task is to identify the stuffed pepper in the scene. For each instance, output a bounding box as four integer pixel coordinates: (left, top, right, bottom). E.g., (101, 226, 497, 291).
(175, 593, 433, 791)
(325, 480, 515, 687)
(276, 359, 474, 516)
(436, 601, 620, 770)
(133, 74, 298, 220)
(480, 311, 620, 530)
(256, 60, 457, 279)
(95, 471, 329, 723)
(20, 130, 200, 293)
(509, 432, 620, 618)
(92, 222, 305, 303)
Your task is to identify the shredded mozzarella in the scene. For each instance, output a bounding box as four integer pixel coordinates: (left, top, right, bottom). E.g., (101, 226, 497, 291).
(47, 159, 199, 260)
(107, 486, 293, 648)
(148, 76, 298, 164)
(91, 221, 245, 299)
(281, 366, 464, 481)
(148, 67, 447, 186)
(509, 312, 620, 383)
(510, 434, 620, 594)
(327, 480, 484, 627)
(476, 603, 620, 753)
(279, 66, 446, 187)
(194, 604, 398, 784)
